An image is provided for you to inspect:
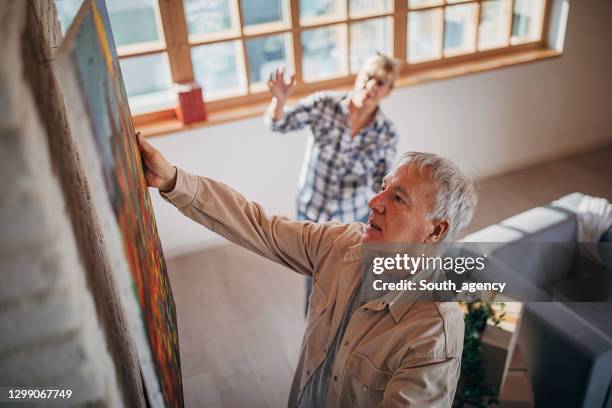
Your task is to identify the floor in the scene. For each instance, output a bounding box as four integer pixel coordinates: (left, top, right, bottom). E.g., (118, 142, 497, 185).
(167, 143, 612, 408)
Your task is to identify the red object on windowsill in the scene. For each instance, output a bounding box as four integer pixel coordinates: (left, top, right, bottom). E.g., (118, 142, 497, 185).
(174, 81, 207, 124)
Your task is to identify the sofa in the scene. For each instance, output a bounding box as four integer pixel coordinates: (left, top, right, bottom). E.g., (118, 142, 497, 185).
(461, 193, 612, 408)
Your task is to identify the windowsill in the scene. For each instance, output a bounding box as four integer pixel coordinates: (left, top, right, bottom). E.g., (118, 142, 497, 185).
(136, 47, 561, 138)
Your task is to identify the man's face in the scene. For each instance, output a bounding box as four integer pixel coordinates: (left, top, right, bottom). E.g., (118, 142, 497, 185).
(363, 164, 445, 244)
(353, 69, 392, 108)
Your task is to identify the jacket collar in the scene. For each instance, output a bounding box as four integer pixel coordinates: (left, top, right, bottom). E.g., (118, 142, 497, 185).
(344, 242, 363, 261)
(362, 290, 417, 323)
(344, 238, 418, 323)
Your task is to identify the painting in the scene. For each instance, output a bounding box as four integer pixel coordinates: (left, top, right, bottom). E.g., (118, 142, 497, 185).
(58, 1, 183, 406)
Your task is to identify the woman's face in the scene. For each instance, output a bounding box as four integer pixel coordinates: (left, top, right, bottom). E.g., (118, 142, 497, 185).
(353, 69, 393, 107)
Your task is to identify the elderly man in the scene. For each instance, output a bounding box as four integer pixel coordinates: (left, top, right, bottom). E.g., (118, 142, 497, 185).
(137, 133, 477, 407)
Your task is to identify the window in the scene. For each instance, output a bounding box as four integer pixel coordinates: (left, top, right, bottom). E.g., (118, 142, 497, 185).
(55, 0, 551, 125)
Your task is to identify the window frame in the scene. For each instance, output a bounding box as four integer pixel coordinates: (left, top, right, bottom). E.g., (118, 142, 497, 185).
(123, 0, 552, 129)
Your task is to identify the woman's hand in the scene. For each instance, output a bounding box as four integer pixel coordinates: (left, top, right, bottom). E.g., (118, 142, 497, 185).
(136, 132, 177, 193)
(267, 68, 295, 103)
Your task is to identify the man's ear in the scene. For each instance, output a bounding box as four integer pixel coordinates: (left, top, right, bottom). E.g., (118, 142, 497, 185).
(425, 220, 449, 243)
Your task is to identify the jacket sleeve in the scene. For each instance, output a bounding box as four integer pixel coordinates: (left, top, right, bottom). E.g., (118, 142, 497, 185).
(161, 167, 344, 277)
(264, 92, 324, 133)
(378, 356, 461, 408)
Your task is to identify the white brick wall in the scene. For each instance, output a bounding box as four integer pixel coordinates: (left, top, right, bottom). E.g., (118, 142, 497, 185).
(0, 2, 123, 406)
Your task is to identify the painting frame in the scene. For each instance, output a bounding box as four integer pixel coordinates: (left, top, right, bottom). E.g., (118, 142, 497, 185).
(58, 1, 183, 406)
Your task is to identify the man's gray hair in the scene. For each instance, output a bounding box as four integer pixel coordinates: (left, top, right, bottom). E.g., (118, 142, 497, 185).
(397, 152, 478, 241)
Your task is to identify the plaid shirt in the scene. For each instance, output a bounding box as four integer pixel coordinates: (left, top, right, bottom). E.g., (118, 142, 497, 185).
(266, 91, 398, 223)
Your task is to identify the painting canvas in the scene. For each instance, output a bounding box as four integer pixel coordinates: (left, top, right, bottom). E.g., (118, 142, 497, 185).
(58, 0, 183, 406)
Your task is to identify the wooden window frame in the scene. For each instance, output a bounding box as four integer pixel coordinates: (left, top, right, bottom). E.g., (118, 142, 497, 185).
(126, 0, 555, 136)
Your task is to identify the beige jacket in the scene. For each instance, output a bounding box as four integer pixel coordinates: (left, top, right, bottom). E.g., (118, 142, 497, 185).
(163, 168, 464, 408)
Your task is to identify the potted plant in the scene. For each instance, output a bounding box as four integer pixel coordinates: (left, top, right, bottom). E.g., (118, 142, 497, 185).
(453, 302, 505, 408)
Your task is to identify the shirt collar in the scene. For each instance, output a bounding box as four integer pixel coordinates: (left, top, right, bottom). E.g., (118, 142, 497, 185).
(373, 108, 386, 128)
(340, 92, 352, 114)
(341, 92, 385, 130)
(345, 234, 417, 323)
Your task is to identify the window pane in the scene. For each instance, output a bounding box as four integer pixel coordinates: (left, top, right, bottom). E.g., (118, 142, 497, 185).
(407, 8, 443, 63)
(241, 0, 289, 29)
(511, 0, 546, 44)
(119, 53, 174, 114)
(191, 41, 246, 100)
(301, 24, 348, 82)
(246, 33, 293, 91)
(350, 17, 392, 74)
(444, 3, 478, 57)
(54, 0, 84, 35)
(478, 0, 511, 51)
(300, 0, 345, 25)
(349, 0, 392, 17)
(184, 0, 240, 39)
(107, 0, 161, 47)
(408, 0, 443, 9)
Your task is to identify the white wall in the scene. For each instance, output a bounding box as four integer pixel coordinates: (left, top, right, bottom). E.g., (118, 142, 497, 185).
(150, 0, 612, 257)
(1, 2, 123, 405)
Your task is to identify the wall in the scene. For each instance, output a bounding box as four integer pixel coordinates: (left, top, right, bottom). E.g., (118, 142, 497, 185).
(0, 1, 153, 406)
(149, 0, 612, 257)
(32, 1, 147, 406)
(0, 2, 124, 405)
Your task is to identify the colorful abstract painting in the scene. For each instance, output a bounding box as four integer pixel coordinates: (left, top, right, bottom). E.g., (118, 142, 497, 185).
(58, 1, 183, 406)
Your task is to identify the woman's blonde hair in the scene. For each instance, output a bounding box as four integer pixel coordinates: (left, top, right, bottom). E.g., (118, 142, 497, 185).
(361, 53, 401, 87)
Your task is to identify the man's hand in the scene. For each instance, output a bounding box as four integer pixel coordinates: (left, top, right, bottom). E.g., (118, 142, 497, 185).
(136, 132, 177, 193)
(267, 68, 295, 103)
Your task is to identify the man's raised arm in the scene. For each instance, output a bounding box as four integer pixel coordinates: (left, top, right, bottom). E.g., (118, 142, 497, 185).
(136, 133, 344, 277)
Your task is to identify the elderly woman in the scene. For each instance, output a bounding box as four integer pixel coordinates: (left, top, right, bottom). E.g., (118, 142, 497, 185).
(264, 53, 401, 313)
